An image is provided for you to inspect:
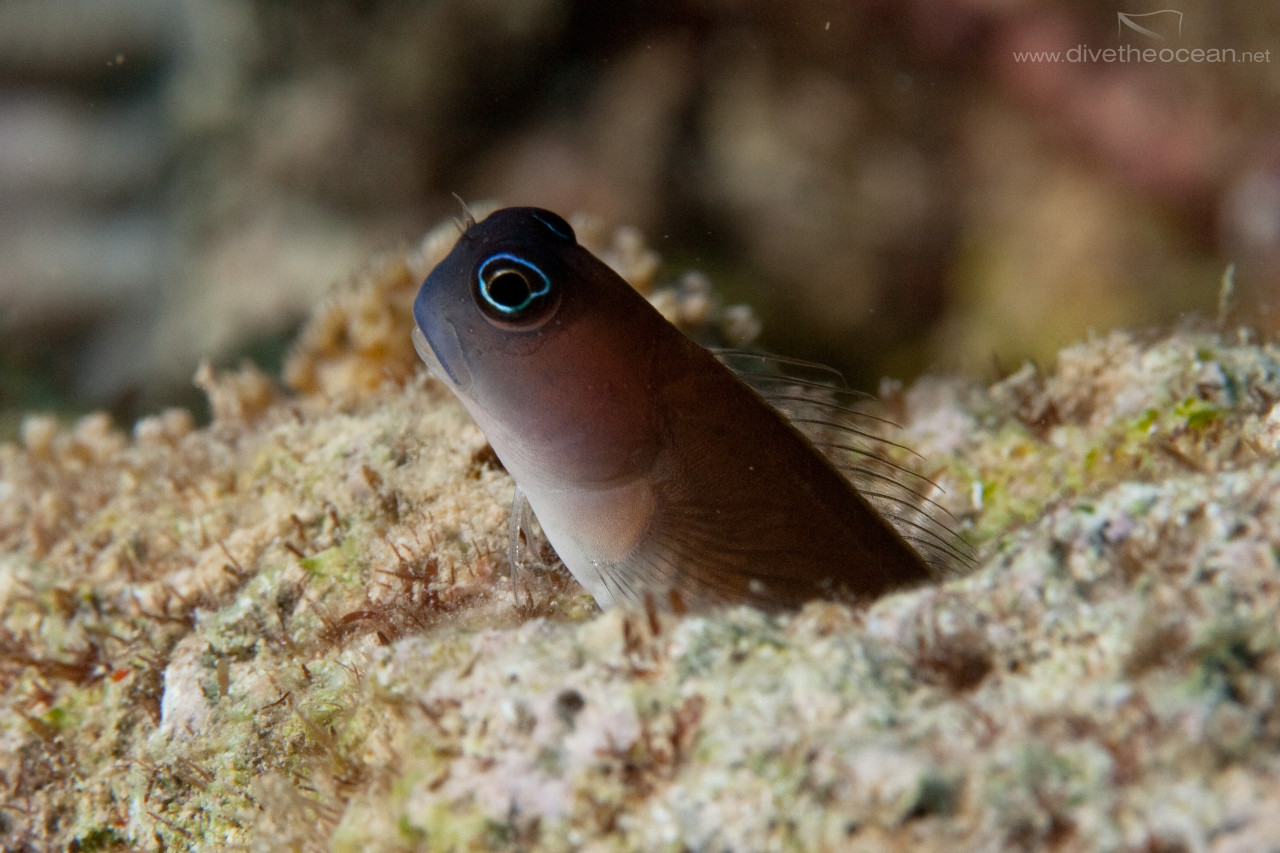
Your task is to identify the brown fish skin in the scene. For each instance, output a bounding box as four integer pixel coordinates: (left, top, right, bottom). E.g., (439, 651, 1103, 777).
(412, 207, 932, 611)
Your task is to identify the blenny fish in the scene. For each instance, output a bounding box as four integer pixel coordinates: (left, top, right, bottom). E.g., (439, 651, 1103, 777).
(412, 206, 960, 611)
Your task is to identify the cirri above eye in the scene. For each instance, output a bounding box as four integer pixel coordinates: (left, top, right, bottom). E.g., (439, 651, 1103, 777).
(474, 252, 558, 326)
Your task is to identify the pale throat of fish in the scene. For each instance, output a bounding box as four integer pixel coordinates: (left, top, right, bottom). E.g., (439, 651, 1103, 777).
(509, 478, 657, 609)
(415, 327, 657, 606)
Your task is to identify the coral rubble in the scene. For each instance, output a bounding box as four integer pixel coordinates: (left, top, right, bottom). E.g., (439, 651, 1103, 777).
(3, 217, 1280, 851)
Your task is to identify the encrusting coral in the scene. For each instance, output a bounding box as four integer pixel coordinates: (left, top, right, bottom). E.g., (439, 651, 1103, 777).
(2, 211, 1280, 852)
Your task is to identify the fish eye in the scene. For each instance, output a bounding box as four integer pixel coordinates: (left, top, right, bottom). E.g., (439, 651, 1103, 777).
(475, 253, 558, 326)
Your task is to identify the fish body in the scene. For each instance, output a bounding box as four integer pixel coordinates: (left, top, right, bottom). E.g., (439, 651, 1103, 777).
(413, 207, 934, 611)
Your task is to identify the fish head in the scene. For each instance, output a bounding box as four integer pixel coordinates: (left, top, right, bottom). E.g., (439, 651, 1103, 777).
(412, 207, 665, 489)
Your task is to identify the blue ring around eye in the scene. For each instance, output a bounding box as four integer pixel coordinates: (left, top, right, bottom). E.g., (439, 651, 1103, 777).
(477, 253, 552, 316)
(530, 211, 574, 242)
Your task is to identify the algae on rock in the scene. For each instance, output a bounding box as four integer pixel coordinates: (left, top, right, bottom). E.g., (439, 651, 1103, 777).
(2, 212, 1280, 851)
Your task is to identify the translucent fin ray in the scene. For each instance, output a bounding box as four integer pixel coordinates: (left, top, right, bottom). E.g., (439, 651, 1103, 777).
(507, 485, 541, 578)
(714, 346, 974, 576)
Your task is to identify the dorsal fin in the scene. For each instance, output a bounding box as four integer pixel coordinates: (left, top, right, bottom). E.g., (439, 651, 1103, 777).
(713, 348, 974, 574)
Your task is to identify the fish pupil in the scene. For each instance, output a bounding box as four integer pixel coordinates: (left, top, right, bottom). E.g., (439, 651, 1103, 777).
(489, 270, 533, 310)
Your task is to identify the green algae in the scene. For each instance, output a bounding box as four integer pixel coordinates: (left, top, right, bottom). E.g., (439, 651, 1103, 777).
(299, 540, 362, 588)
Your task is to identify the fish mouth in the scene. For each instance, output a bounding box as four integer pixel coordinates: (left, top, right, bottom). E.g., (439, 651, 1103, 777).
(412, 324, 472, 393)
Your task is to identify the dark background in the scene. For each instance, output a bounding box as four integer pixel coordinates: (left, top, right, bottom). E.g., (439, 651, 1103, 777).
(1, 0, 1277, 436)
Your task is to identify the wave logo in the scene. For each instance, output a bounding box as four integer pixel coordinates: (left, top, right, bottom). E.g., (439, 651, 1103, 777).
(1117, 10, 1184, 41)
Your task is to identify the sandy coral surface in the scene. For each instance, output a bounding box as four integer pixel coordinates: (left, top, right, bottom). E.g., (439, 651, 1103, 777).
(3, 219, 1280, 852)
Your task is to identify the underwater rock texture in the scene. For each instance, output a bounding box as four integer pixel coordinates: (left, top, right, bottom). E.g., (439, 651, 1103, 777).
(3, 217, 1280, 851)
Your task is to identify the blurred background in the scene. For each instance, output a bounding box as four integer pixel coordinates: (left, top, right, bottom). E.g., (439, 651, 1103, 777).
(1, 0, 1278, 437)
